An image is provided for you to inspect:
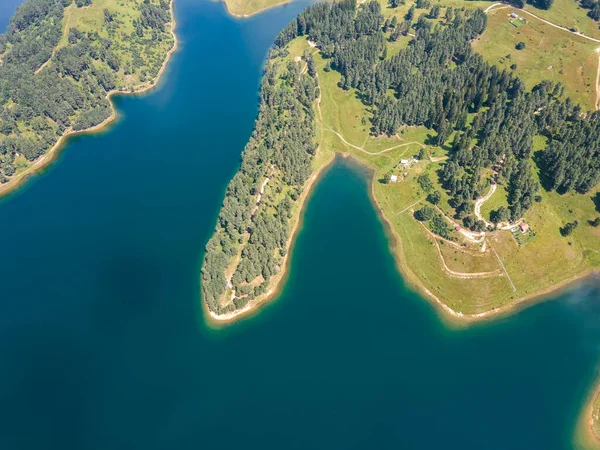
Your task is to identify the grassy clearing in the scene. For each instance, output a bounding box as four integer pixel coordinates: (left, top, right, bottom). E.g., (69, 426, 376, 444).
(473, 6, 599, 110)
(480, 184, 509, 222)
(523, 0, 600, 39)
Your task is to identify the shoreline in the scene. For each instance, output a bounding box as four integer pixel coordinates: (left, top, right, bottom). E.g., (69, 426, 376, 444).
(576, 378, 600, 448)
(206, 148, 599, 328)
(364, 163, 599, 328)
(0, 0, 179, 200)
(204, 149, 336, 327)
(218, 0, 292, 18)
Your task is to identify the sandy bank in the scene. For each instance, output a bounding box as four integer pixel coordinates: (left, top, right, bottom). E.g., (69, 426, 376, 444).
(218, 0, 292, 18)
(0, 0, 179, 200)
(575, 379, 600, 449)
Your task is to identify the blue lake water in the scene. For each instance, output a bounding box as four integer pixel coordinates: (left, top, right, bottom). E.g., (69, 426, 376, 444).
(0, 1, 600, 449)
(0, 0, 26, 31)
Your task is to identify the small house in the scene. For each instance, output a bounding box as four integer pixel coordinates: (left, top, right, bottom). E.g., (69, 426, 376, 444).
(400, 159, 410, 167)
(519, 222, 530, 233)
(390, 175, 398, 183)
(511, 12, 518, 18)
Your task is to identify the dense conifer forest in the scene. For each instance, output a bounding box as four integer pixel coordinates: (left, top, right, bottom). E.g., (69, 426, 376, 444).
(204, 0, 600, 314)
(202, 51, 319, 314)
(0, 0, 173, 184)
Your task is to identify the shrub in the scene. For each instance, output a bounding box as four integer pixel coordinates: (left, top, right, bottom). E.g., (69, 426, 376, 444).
(560, 221, 578, 236)
(415, 205, 434, 221)
(427, 190, 441, 205)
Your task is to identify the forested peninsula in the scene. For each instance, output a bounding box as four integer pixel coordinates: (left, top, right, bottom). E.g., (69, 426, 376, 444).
(0, 0, 175, 196)
(202, 0, 599, 321)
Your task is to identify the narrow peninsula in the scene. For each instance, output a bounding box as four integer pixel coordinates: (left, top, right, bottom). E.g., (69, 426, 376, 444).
(0, 0, 176, 197)
(202, 0, 600, 443)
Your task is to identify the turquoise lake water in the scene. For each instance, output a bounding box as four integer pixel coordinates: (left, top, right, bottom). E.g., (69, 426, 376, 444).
(0, 0, 27, 31)
(0, 1, 600, 449)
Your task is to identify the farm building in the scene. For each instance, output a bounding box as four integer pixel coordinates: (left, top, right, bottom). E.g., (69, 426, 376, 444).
(400, 158, 417, 168)
(390, 175, 398, 183)
(519, 222, 530, 233)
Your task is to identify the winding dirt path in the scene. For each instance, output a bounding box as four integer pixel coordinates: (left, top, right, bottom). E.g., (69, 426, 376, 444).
(35, 3, 73, 74)
(420, 224, 502, 279)
(316, 88, 425, 156)
(324, 126, 425, 155)
(485, 1, 600, 42)
(519, 9, 600, 43)
(225, 171, 273, 298)
(434, 205, 486, 244)
(474, 183, 496, 227)
(484, 3, 509, 14)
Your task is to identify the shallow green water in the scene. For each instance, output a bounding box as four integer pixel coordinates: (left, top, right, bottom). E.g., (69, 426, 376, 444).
(0, 1, 599, 449)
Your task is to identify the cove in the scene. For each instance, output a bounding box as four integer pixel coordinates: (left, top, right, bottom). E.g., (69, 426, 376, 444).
(0, 1, 599, 449)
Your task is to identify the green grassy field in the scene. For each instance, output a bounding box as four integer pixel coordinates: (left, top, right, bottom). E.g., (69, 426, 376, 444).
(473, 5, 599, 110)
(524, 0, 600, 39)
